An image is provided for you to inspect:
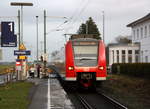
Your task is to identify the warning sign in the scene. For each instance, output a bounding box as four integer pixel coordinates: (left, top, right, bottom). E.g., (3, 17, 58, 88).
(16, 61, 21, 66)
(19, 56, 27, 60)
(19, 44, 26, 50)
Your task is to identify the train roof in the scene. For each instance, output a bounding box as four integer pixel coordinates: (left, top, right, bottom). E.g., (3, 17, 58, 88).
(69, 34, 100, 41)
(71, 38, 98, 42)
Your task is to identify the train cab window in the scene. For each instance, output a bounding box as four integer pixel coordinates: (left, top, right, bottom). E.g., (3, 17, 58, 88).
(73, 41, 98, 67)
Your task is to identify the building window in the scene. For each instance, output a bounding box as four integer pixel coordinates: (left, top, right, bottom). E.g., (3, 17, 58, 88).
(140, 27, 143, 38)
(128, 50, 132, 54)
(145, 56, 148, 63)
(137, 29, 139, 39)
(128, 56, 132, 63)
(133, 30, 136, 39)
(145, 26, 147, 37)
(135, 55, 139, 63)
(112, 50, 114, 63)
(135, 50, 139, 54)
(122, 50, 125, 54)
(135, 50, 139, 63)
(128, 50, 132, 63)
(117, 50, 119, 63)
(141, 51, 143, 62)
(122, 50, 125, 63)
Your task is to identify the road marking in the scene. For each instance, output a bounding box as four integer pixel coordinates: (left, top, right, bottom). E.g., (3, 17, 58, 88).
(48, 78, 51, 109)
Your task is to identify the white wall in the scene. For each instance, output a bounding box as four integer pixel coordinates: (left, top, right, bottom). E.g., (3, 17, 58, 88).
(131, 20, 150, 62)
(109, 44, 140, 66)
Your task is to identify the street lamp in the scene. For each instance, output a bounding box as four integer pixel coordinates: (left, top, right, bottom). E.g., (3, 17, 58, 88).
(10, 2, 33, 44)
(36, 16, 39, 61)
(10, 2, 33, 80)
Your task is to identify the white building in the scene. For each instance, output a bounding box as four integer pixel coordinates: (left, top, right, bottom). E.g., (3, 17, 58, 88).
(108, 43, 140, 66)
(127, 13, 150, 62)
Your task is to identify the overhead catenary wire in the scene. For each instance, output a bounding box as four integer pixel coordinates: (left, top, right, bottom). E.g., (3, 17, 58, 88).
(0, 16, 17, 19)
(47, 0, 91, 37)
(66, 0, 91, 29)
(63, 0, 85, 26)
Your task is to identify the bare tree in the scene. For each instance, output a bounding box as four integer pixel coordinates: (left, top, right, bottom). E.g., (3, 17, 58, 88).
(115, 35, 132, 44)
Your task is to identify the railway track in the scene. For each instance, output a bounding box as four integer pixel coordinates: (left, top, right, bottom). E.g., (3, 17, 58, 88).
(74, 91, 128, 109)
(96, 91, 128, 109)
(49, 66, 128, 109)
(76, 93, 94, 109)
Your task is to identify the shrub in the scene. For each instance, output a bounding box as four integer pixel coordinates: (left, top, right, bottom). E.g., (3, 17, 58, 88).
(111, 63, 150, 78)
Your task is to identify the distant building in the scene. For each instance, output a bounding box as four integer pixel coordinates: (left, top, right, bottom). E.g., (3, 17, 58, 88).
(108, 43, 140, 66)
(127, 13, 150, 62)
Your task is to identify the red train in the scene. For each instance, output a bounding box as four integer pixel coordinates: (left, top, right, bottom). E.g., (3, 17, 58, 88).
(64, 35, 107, 89)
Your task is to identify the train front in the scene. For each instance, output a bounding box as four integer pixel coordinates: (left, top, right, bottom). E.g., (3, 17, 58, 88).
(65, 38, 107, 88)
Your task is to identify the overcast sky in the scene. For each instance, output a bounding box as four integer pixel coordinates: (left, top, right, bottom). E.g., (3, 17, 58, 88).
(0, 0, 150, 62)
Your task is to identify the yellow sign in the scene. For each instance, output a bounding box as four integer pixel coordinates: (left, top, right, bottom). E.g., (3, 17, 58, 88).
(19, 56, 27, 60)
(19, 44, 26, 50)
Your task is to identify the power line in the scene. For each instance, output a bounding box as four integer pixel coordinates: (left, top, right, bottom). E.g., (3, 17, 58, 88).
(63, 0, 91, 32)
(68, 0, 91, 28)
(0, 16, 17, 19)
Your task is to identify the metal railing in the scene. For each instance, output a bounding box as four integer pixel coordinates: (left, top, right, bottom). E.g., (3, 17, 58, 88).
(0, 68, 16, 85)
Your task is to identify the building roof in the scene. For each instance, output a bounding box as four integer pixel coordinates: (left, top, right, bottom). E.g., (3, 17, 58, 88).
(108, 43, 140, 47)
(127, 13, 150, 27)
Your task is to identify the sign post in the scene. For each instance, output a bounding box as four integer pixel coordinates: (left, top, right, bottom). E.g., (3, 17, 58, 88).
(14, 44, 31, 80)
(1, 22, 17, 47)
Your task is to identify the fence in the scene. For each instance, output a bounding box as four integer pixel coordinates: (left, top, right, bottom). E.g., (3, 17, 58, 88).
(0, 68, 16, 85)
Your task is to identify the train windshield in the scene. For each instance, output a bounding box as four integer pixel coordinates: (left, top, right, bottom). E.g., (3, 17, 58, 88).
(73, 41, 98, 67)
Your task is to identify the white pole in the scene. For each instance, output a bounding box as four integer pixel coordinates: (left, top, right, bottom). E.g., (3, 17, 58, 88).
(21, 5, 23, 44)
(102, 11, 105, 43)
(36, 16, 39, 61)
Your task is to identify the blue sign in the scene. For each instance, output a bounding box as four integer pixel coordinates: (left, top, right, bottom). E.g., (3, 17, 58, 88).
(14, 50, 31, 55)
(1, 22, 17, 47)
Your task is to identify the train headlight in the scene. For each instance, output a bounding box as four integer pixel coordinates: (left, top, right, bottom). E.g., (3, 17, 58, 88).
(68, 66, 74, 70)
(99, 66, 104, 70)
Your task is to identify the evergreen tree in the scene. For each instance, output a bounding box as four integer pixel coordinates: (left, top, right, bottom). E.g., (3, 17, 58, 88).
(77, 17, 101, 39)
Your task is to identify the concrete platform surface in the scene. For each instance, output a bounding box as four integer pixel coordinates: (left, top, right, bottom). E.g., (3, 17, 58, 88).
(28, 77, 74, 109)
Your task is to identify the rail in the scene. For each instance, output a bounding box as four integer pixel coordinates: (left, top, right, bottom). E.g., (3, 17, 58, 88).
(76, 93, 94, 109)
(97, 92, 128, 109)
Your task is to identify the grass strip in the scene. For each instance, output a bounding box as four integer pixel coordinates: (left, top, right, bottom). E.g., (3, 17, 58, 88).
(0, 81, 33, 109)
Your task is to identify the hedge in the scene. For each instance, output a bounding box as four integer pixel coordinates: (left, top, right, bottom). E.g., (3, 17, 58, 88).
(111, 63, 150, 78)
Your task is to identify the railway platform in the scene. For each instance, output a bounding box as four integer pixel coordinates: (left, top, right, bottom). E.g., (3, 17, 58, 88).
(28, 75, 74, 109)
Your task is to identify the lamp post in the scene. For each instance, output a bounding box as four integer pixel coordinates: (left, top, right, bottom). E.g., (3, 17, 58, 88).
(44, 10, 46, 75)
(10, 2, 33, 80)
(10, 2, 33, 44)
(36, 16, 39, 61)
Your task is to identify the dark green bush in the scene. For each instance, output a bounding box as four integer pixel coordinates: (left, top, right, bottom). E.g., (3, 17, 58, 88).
(112, 63, 150, 78)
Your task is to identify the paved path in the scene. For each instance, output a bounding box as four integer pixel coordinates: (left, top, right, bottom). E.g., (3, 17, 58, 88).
(28, 78, 48, 109)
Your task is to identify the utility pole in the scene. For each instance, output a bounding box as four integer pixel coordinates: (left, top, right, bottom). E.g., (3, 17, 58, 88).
(44, 10, 46, 75)
(18, 10, 21, 49)
(102, 11, 105, 43)
(36, 16, 39, 61)
(17, 10, 21, 80)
